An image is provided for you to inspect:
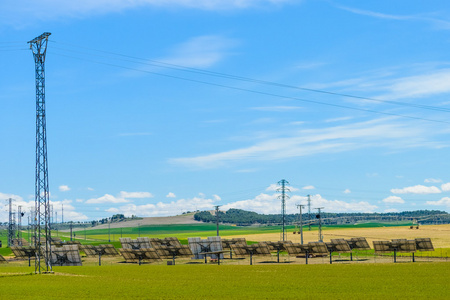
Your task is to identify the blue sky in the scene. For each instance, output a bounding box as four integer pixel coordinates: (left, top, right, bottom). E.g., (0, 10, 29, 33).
(1, 0, 450, 222)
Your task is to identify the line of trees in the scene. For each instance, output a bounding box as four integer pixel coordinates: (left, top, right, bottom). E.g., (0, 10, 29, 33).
(194, 209, 450, 226)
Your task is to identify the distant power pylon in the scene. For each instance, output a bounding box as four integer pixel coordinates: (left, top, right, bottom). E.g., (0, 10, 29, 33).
(29, 32, 52, 274)
(277, 179, 290, 241)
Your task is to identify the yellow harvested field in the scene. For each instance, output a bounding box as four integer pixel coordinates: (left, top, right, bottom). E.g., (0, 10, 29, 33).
(227, 224, 450, 248)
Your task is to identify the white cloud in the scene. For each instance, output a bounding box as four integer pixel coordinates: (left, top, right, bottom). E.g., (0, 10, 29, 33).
(166, 192, 176, 198)
(170, 118, 441, 169)
(85, 194, 129, 204)
(221, 193, 378, 214)
(0, 192, 24, 202)
(343, 189, 351, 194)
(50, 200, 88, 221)
(391, 185, 441, 194)
(59, 185, 70, 192)
(302, 185, 315, 190)
(159, 35, 238, 68)
(213, 194, 221, 201)
(107, 194, 219, 217)
(119, 191, 153, 199)
(426, 197, 450, 207)
(441, 183, 450, 191)
(382, 196, 405, 204)
(425, 178, 442, 183)
(87, 187, 94, 191)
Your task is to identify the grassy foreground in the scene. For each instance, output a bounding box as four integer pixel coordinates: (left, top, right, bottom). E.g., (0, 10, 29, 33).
(0, 263, 448, 299)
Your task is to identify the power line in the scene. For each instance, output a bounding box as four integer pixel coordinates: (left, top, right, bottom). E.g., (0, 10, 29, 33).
(49, 40, 450, 113)
(47, 51, 450, 125)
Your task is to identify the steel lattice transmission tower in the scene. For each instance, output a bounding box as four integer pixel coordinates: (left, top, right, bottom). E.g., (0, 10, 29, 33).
(277, 179, 290, 241)
(28, 32, 52, 274)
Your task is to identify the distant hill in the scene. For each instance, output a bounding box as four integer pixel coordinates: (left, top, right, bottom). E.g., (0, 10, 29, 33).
(194, 209, 450, 226)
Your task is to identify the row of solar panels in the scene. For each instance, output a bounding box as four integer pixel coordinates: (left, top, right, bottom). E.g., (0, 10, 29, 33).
(6, 237, 435, 266)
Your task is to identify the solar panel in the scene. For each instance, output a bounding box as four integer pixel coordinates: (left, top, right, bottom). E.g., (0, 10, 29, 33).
(119, 248, 161, 264)
(373, 241, 395, 253)
(154, 245, 193, 263)
(79, 245, 97, 257)
(415, 238, 434, 252)
(308, 242, 329, 256)
(11, 238, 29, 247)
(391, 239, 416, 253)
(48, 245, 82, 266)
(11, 246, 38, 259)
(136, 237, 152, 249)
(0, 254, 6, 263)
(150, 237, 182, 248)
(328, 239, 352, 253)
(285, 243, 309, 256)
(346, 237, 371, 250)
(188, 237, 224, 260)
(101, 244, 120, 256)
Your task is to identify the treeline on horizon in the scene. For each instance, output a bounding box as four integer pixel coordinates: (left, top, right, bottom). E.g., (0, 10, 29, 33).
(193, 209, 450, 226)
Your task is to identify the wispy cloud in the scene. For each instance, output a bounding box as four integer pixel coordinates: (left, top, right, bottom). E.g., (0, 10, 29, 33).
(1, 1, 295, 26)
(170, 118, 443, 169)
(336, 5, 450, 30)
(159, 35, 238, 68)
(425, 178, 442, 183)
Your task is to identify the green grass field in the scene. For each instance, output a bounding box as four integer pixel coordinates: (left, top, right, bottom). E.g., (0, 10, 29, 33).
(0, 263, 448, 299)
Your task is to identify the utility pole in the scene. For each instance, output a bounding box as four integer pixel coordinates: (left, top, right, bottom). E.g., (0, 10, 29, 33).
(29, 32, 52, 274)
(316, 207, 324, 242)
(17, 206, 24, 245)
(296, 204, 305, 244)
(215, 205, 221, 236)
(8, 198, 15, 247)
(307, 195, 312, 231)
(277, 179, 290, 241)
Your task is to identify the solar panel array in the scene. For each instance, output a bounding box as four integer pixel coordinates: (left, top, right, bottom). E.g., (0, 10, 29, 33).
(119, 237, 151, 249)
(11, 246, 38, 259)
(48, 245, 82, 266)
(153, 245, 193, 259)
(285, 241, 329, 256)
(263, 241, 294, 252)
(221, 238, 247, 249)
(415, 238, 434, 251)
(80, 244, 120, 257)
(327, 239, 352, 253)
(345, 237, 371, 250)
(120, 248, 161, 263)
(150, 237, 182, 248)
(11, 238, 29, 247)
(188, 236, 223, 259)
(373, 238, 435, 254)
(230, 243, 271, 258)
